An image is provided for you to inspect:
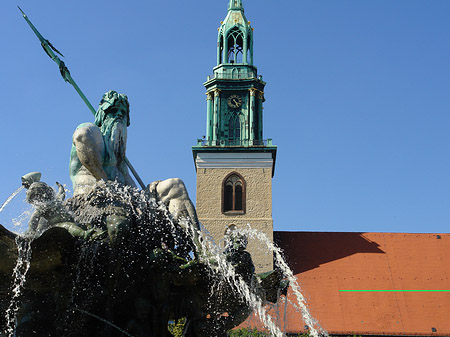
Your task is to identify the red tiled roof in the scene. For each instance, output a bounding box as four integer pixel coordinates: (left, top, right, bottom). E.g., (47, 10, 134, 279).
(271, 232, 450, 336)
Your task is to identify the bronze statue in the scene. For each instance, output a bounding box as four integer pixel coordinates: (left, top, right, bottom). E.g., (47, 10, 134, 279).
(70, 90, 135, 196)
(0, 8, 290, 337)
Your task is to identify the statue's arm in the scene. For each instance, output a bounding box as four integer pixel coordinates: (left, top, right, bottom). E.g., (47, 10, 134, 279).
(56, 182, 65, 202)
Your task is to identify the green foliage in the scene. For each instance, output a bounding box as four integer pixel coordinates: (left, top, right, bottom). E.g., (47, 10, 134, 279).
(169, 324, 363, 337)
(167, 318, 186, 337)
(228, 328, 315, 336)
(228, 328, 270, 336)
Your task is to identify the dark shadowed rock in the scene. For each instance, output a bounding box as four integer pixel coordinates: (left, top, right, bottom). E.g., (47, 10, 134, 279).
(1, 182, 288, 337)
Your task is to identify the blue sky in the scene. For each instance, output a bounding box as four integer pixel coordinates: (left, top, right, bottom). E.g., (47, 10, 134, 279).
(1, 0, 449, 234)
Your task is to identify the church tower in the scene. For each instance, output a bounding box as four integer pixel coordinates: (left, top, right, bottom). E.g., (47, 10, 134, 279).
(192, 0, 277, 272)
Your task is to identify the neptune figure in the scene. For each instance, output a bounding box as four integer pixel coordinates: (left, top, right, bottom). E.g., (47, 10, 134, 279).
(70, 90, 135, 196)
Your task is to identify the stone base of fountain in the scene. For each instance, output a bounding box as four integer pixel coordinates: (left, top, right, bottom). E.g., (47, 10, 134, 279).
(0, 181, 288, 337)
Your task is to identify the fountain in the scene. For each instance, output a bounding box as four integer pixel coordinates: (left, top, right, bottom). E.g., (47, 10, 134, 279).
(0, 7, 326, 337)
(0, 90, 291, 337)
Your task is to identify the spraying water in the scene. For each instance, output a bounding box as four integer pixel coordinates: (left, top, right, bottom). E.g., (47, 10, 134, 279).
(4, 236, 32, 337)
(1, 182, 321, 336)
(234, 226, 329, 337)
(0, 186, 24, 214)
(1, 188, 35, 335)
(193, 227, 287, 337)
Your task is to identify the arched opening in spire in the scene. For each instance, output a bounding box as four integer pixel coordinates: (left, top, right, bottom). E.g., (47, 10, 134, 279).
(218, 34, 224, 64)
(247, 32, 253, 64)
(227, 28, 244, 64)
(228, 113, 241, 145)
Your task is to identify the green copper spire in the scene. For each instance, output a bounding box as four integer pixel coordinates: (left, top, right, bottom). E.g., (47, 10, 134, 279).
(217, 0, 252, 65)
(193, 0, 277, 179)
(228, 0, 244, 11)
(194, 0, 277, 150)
(193, 0, 276, 177)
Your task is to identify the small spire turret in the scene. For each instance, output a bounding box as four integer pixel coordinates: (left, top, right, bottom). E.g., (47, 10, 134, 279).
(197, 0, 272, 149)
(218, 0, 252, 65)
(228, 0, 244, 11)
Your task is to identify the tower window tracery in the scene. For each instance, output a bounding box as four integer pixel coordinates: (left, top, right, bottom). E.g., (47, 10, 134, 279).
(222, 173, 246, 214)
(228, 114, 241, 145)
(227, 28, 244, 63)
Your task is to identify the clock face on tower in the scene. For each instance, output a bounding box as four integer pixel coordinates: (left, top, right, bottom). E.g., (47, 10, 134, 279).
(227, 94, 243, 109)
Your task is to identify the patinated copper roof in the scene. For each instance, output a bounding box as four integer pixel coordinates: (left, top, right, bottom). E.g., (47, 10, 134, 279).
(269, 232, 450, 336)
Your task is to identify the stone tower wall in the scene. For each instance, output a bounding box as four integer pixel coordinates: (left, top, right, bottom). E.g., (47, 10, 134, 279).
(196, 166, 274, 272)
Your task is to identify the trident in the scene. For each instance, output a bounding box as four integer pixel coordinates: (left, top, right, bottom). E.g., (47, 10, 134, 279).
(18, 7, 146, 190)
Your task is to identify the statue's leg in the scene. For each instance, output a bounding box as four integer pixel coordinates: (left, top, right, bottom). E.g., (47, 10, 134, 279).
(156, 178, 202, 258)
(55, 182, 65, 202)
(72, 123, 108, 181)
(55, 222, 92, 239)
(156, 178, 199, 227)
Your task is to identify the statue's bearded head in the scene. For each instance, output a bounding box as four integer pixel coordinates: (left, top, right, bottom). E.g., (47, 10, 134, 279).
(94, 90, 130, 128)
(93, 90, 131, 165)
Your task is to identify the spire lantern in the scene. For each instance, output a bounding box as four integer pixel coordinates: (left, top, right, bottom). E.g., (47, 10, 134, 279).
(194, 0, 277, 156)
(218, 0, 253, 65)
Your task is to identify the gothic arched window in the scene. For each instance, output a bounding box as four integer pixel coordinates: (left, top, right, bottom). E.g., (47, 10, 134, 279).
(222, 173, 246, 214)
(247, 32, 252, 64)
(228, 114, 241, 145)
(227, 28, 244, 63)
(219, 34, 224, 64)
